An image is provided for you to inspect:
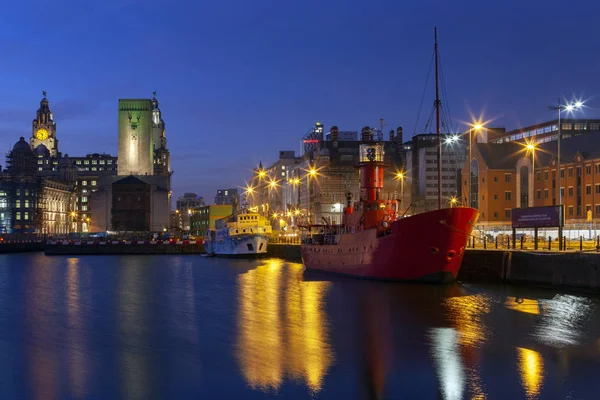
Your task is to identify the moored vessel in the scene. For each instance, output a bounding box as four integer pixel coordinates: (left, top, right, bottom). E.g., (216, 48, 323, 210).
(300, 27, 478, 282)
(204, 211, 272, 257)
(300, 128, 478, 282)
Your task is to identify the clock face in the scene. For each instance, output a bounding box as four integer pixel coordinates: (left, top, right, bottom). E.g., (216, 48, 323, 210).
(36, 128, 49, 140)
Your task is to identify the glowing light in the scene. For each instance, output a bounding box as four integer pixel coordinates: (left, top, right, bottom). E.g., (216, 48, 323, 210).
(574, 101, 584, 108)
(269, 180, 277, 189)
(258, 170, 266, 178)
(450, 197, 458, 206)
(565, 104, 574, 112)
(526, 143, 535, 151)
(396, 172, 404, 180)
(517, 347, 544, 399)
(309, 168, 317, 177)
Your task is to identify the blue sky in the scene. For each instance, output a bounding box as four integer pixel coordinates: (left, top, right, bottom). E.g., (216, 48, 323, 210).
(1, 0, 599, 202)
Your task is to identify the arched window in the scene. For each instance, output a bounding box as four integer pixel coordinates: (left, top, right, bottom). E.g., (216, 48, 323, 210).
(470, 159, 479, 209)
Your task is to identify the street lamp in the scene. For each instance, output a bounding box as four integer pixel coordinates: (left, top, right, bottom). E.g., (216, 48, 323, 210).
(395, 171, 405, 206)
(450, 197, 458, 207)
(468, 122, 484, 207)
(306, 165, 319, 224)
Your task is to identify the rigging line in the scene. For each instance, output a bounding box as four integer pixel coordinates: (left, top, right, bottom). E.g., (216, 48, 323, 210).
(438, 52, 455, 133)
(413, 51, 435, 137)
(424, 104, 436, 132)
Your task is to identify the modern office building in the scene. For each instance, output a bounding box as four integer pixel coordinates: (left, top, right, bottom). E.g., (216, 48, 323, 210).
(214, 188, 239, 206)
(190, 204, 233, 236)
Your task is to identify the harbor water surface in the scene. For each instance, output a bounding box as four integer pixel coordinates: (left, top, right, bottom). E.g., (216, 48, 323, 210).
(1, 253, 599, 399)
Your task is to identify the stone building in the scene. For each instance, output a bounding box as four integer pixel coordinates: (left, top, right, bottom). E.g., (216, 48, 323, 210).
(111, 176, 152, 231)
(462, 133, 600, 234)
(0, 137, 75, 235)
(90, 95, 171, 232)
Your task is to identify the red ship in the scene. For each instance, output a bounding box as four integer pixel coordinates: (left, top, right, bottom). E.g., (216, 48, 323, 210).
(300, 27, 478, 283)
(300, 129, 478, 283)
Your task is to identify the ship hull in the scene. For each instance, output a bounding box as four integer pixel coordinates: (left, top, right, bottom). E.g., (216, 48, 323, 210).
(301, 207, 478, 283)
(205, 234, 269, 257)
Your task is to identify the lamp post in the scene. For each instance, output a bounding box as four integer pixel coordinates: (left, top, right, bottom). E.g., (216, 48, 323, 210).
(468, 123, 483, 207)
(526, 142, 536, 207)
(548, 100, 583, 248)
(395, 171, 405, 207)
(307, 165, 317, 224)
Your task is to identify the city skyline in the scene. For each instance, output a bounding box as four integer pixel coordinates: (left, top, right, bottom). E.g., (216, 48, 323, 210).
(1, 0, 599, 201)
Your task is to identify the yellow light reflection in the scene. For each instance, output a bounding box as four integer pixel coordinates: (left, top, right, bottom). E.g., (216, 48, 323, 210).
(504, 297, 540, 315)
(443, 294, 491, 347)
(237, 259, 333, 394)
(517, 347, 544, 399)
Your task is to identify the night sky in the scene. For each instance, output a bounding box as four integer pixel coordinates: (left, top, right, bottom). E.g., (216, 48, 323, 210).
(1, 0, 599, 203)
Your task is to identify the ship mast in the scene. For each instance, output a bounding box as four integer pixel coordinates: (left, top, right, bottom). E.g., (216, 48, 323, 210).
(434, 27, 442, 210)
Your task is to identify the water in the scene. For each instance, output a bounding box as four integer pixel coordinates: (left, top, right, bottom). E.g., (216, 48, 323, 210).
(0, 254, 599, 399)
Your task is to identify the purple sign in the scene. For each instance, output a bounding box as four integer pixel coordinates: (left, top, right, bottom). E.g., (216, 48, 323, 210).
(512, 206, 562, 228)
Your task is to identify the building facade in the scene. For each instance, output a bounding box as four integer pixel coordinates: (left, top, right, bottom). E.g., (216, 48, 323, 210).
(0, 137, 75, 235)
(175, 193, 205, 231)
(91, 94, 171, 233)
(190, 204, 233, 236)
(214, 188, 239, 206)
(405, 133, 467, 213)
(249, 125, 405, 227)
(462, 133, 600, 233)
(488, 119, 600, 145)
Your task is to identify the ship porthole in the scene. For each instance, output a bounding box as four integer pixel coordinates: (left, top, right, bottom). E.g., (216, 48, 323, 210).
(430, 247, 439, 254)
(446, 250, 456, 262)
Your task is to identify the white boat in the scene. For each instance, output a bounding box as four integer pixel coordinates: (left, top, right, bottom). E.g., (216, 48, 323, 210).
(203, 212, 272, 257)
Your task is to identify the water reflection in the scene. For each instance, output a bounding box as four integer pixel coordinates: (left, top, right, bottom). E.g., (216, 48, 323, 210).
(517, 347, 544, 399)
(429, 328, 465, 400)
(65, 258, 89, 398)
(504, 296, 541, 315)
(433, 293, 492, 400)
(25, 258, 60, 400)
(237, 259, 333, 394)
(534, 294, 595, 348)
(117, 258, 152, 400)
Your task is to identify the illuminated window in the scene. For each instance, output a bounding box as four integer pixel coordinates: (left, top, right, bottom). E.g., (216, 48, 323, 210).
(0, 199, 6, 209)
(92, 167, 97, 171)
(82, 181, 88, 186)
(37, 160, 43, 165)
(81, 196, 88, 203)
(25, 189, 29, 196)
(24, 212, 29, 220)
(84, 160, 89, 165)
(574, 123, 587, 130)
(16, 189, 20, 196)
(562, 123, 572, 130)
(100, 160, 105, 165)
(24, 200, 29, 208)
(107, 160, 112, 164)
(81, 205, 88, 211)
(16, 212, 21, 220)
(15, 200, 20, 208)
(76, 160, 81, 165)
(92, 160, 97, 165)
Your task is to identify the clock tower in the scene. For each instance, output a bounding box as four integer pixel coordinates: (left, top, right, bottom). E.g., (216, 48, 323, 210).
(30, 91, 59, 157)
